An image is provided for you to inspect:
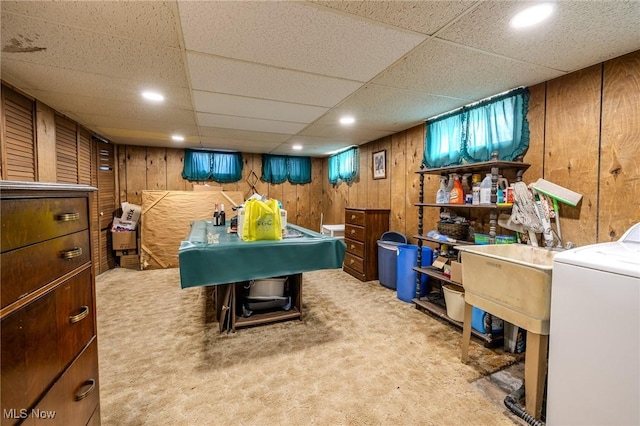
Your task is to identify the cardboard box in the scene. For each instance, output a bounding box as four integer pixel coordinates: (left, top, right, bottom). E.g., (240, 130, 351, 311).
(114, 249, 138, 257)
(119, 254, 140, 270)
(112, 230, 137, 250)
(432, 256, 449, 270)
(450, 261, 463, 285)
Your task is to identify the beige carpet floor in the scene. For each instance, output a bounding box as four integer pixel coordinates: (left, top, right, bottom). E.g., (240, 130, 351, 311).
(96, 267, 523, 425)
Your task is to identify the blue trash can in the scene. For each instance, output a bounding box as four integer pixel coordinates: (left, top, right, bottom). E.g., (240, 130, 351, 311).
(396, 244, 433, 303)
(377, 231, 408, 290)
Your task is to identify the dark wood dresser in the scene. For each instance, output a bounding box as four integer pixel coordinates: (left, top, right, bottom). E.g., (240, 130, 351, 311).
(1, 181, 100, 426)
(343, 208, 390, 282)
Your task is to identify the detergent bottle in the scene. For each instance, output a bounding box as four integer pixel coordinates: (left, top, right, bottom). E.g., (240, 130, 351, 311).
(479, 173, 493, 204)
(449, 174, 464, 204)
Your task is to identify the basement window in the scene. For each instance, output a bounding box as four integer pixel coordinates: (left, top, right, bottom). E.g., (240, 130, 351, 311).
(424, 87, 530, 168)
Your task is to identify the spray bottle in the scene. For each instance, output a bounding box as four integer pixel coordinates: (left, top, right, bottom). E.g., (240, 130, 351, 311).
(436, 176, 447, 204)
(449, 174, 464, 205)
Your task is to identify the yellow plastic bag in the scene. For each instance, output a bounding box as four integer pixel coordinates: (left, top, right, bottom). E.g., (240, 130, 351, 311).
(241, 198, 282, 241)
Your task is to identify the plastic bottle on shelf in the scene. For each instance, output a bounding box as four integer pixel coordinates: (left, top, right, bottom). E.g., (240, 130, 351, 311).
(462, 174, 472, 204)
(449, 174, 464, 204)
(472, 174, 481, 205)
(479, 173, 493, 205)
(444, 174, 454, 203)
(436, 176, 447, 204)
(213, 203, 220, 226)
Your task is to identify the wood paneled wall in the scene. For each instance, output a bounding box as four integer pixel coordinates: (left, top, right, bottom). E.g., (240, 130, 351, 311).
(115, 147, 324, 232)
(324, 50, 640, 246)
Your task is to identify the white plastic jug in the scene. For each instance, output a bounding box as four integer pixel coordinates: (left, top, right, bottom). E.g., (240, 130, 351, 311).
(479, 173, 492, 204)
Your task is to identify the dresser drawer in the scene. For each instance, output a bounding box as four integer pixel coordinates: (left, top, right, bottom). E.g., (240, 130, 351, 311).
(1, 269, 95, 420)
(34, 338, 100, 426)
(345, 209, 365, 226)
(56, 269, 96, 369)
(345, 224, 365, 242)
(1, 230, 91, 309)
(344, 238, 365, 258)
(1, 197, 89, 253)
(343, 252, 364, 274)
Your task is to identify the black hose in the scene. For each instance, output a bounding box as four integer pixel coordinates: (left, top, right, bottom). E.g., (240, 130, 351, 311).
(504, 385, 544, 426)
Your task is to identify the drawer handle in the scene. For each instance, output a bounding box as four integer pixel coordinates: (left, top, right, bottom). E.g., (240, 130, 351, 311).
(69, 305, 89, 324)
(75, 379, 96, 401)
(350, 229, 355, 234)
(61, 247, 83, 259)
(351, 214, 356, 220)
(350, 244, 355, 250)
(57, 212, 80, 222)
(349, 259, 354, 265)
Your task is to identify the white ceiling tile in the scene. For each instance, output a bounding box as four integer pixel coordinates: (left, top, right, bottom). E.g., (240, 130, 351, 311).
(193, 91, 328, 123)
(187, 53, 362, 107)
(311, 1, 475, 35)
(4, 62, 192, 110)
(38, 95, 195, 128)
(372, 39, 565, 101)
(299, 121, 393, 143)
(178, 1, 426, 81)
(330, 84, 469, 131)
(2, 1, 180, 47)
(94, 127, 199, 147)
(198, 136, 282, 154)
(199, 127, 291, 144)
(79, 113, 198, 137)
(197, 112, 308, 135)
(1, 13, 188, 86)
(438, 1, 640, 72)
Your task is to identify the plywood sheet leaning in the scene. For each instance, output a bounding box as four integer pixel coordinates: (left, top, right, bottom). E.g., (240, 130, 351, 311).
(140, 190, 244, 269)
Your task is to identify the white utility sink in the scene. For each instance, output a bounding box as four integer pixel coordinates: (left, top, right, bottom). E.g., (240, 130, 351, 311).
(455, 244, 558, 334)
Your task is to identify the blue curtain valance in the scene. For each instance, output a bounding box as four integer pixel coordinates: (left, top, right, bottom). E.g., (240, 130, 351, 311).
(262, 154, 312, 184)
(182, 149, 243, 183)
(328, 147, 359, 184)
(424, 87, 530, 168)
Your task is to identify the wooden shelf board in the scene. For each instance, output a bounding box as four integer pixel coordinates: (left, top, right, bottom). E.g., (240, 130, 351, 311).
(234, 307, 301, 328)
(414, 235, 475, 246)
(413, 298, 501, 346)
(415, 202, 513, 209)
(414, 266, 459, 285)
(415, 160, 530, 175)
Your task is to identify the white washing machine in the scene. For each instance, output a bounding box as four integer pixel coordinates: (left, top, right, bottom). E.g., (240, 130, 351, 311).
(546, 223, 640, 425)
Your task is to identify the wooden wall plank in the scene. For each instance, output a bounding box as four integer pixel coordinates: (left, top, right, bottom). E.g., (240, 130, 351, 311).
(282, 180, 297, 225)
(377, 137, 392, 210)
(125, 145, 147, 206)
(405, 125, 424, 244)
(309, 157, 323, 231)
(390, 132, 406, 234)
(146, 147, 167, 191)
(545, 64, 602, 246)
(600, 50, 640, 241)
(524, 83, 546, 185)
(166, 148, 186, 190)
(35, 101, 56, 182)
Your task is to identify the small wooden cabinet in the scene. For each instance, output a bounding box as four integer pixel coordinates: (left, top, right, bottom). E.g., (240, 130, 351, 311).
(1, 181, 100, 426)
(343, 208, 390, 281)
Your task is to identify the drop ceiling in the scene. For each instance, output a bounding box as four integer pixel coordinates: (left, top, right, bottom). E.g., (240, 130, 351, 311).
(2, 1, 639, 157)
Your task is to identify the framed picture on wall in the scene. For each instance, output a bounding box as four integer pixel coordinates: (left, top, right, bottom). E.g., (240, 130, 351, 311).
(373, 150, 386, 180)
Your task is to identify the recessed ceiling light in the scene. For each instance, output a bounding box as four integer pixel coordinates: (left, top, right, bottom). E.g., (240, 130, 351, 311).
(171, 134, 184, 142)
(141, 91, 164, 102)
(510, 3, 555, 28)
(339, 116, 355, 125)
(292, 144, 303, 150)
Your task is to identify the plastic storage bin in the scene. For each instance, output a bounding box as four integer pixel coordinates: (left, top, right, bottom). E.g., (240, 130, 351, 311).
(396, 244, 433, 303)
(443, 284, 465, 322)
(377, 232, 408, 289)
(472, 307, 504, 334)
